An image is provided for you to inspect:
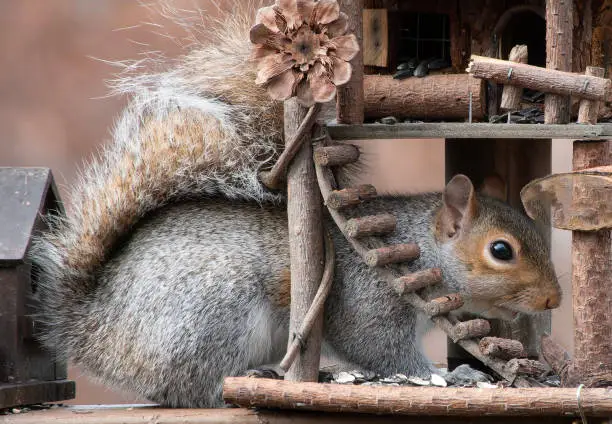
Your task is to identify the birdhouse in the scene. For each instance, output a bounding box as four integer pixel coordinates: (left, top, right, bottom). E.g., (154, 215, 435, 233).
(0, 167, 75, 408)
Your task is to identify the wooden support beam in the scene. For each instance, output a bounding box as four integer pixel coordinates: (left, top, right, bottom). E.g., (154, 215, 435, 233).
(467, 56, 609, 102)
(545, 0, 573, 123)
(284, 98, 324, 382)
(223, 378, 612, 417)
(336, 0, 364, 124)
(363, 74, 485, 120)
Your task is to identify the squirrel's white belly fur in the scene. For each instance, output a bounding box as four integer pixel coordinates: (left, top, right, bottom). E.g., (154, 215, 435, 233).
(29, 3, 561, 409)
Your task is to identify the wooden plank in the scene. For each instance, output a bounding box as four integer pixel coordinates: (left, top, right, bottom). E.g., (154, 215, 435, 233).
(363, 9, 388, 67)
(326, 123, 611, 140)
(224, 378, 612, 417)
(0, 405, 597, 424)
(0, 381, 75, 409)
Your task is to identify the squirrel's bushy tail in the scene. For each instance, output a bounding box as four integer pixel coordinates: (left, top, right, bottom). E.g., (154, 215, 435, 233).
(30, 2, 283, 355)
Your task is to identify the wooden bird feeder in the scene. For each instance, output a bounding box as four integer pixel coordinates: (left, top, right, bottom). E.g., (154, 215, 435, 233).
(5, 0, 612, 422)
(0, 168, 75, 409)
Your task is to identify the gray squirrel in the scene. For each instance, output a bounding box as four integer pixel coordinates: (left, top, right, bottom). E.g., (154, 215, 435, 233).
(29, 4, 561, 408)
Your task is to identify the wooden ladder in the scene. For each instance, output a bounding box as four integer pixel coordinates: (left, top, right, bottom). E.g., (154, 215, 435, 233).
(313, 133, 547, 387)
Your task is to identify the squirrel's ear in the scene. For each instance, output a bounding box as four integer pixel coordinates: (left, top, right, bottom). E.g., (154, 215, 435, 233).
(480, 174, 507, 201)
(436, 174, 477, 240)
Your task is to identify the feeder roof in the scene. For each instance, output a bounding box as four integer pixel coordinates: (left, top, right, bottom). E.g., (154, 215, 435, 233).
(0, 168, 63, 264)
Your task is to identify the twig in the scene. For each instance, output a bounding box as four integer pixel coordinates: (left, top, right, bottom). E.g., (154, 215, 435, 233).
(279, 230, 335, 372)
(259, 103, 322, 190)
(541, 334, 572, 384)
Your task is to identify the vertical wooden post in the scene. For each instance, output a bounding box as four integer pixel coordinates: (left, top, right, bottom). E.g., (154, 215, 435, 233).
(284, 99, 325, 382)
(569, 65, 612, 387)
(336, 0, 364, 124)
(544, 0, 573, 123)
(500, 45, 528, 113)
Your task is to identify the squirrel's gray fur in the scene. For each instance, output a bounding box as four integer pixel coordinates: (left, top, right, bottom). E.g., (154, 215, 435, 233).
(28, 2, 561, 408)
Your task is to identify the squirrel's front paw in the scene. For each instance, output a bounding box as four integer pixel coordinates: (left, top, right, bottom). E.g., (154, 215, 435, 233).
(442, 364, 494, 386)
(242, 367, 281, 379)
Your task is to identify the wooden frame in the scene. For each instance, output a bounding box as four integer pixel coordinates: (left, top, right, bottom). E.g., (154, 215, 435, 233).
(228, 0, 612, 418)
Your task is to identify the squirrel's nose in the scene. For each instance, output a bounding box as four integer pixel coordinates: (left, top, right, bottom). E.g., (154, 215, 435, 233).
(545, 294, 560, 309)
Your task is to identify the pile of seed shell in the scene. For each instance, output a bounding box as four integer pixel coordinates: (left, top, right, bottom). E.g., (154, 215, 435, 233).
(321, 364, 561, 388)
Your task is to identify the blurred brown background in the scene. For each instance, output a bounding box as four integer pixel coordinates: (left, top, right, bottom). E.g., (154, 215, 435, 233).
(0, 0, 573, 405)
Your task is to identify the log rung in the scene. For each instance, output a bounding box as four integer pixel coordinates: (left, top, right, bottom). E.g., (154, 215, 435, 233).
(479, 336, 527, 360)
(424, 294, 464, 317)
(451, 319, 491, 342)
(326, 185, 377, 209)
(314, 144, 360, 167)
(364, 243, 420, 267)
(392, 268, 442, 295)
(345, 213, 397, 238)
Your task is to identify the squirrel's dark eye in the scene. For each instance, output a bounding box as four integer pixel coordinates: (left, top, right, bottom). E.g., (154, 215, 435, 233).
(490, 240, 513, 261)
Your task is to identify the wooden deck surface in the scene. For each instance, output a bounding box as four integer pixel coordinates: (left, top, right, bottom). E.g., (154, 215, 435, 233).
(1, 405, 608, 424)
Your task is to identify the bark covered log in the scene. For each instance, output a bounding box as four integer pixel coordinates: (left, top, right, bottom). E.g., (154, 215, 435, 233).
(479, 337, 526, 360)
(392, 268, 442, 296)
(223, 377, 612, 416)
(578, 67, 606, 124)
(501, 45, 528, 112)
(541, 334, 571, 382)
(425, 294, 464, 317)
(284, 98, 324, 382)
(326, 185, 377, 209)
(364, 243, 420, 267)
(545, 0, 573, 123)
(314, 144, 360, 167)
(452, 319, 491, 341)
(467, 56, 610, 102)
(345, 213, 396, 238)
(569, 139, 612, 387)
(503, 359, 549, 378)
(363, 74, 485, 120)
(336, 0, 364, 124)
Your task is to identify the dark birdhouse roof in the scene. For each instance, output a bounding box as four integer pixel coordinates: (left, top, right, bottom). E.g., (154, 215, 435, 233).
(0, 168, 64, 264)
